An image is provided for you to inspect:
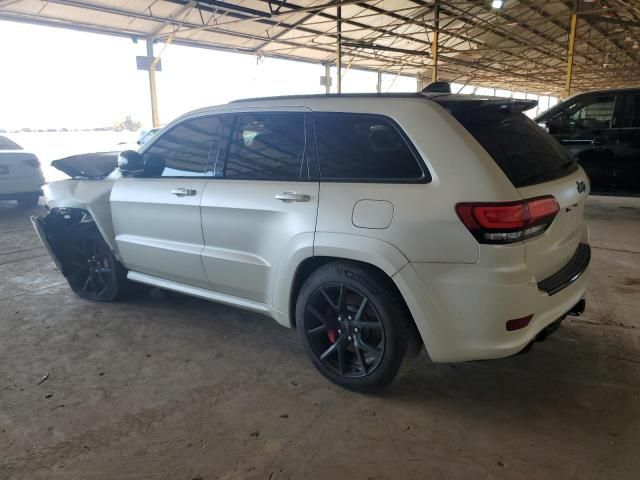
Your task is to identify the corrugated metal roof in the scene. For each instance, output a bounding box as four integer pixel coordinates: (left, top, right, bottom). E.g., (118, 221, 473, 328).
(2, 0, 639, 95)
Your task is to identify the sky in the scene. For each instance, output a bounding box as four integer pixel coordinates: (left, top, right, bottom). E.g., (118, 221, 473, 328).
(0, 21, 418, 130)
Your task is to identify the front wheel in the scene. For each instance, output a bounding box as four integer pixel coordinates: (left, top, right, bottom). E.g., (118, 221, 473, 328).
(296, 261, 414, 392)
(60, 223, 129, 301)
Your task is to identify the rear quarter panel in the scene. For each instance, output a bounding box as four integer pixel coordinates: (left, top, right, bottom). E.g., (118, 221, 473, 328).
(308, 98, 520, 264)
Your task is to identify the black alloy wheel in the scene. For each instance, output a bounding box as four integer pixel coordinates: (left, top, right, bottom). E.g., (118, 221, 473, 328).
(304, 283, 385, 378)
(61, 224, 127, 301)
(296, 261, 414, 392)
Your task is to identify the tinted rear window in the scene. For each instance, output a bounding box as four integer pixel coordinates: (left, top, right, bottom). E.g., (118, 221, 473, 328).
(314, 113, 426, 181)
(451, 108, 577, 187)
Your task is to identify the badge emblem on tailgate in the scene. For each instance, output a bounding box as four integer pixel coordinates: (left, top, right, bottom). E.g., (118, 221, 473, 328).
(576, 180, 586, 194)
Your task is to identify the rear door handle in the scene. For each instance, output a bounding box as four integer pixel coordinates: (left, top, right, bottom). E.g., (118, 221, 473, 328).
(171, 188, 197, 197)
(275, 192, 310, 202)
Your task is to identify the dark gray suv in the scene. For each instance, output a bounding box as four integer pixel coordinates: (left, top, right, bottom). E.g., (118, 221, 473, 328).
(535, 88, 640, 192)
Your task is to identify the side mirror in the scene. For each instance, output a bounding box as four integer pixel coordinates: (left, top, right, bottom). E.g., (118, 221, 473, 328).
(143, 156, 166, 177)
(117, 150, 144, 176)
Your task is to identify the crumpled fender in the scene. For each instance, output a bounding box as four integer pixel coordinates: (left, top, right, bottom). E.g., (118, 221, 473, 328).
(44, 178, 119, 255)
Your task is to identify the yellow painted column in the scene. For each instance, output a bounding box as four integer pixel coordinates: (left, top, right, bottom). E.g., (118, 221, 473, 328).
(564, 12, 578, 98)
(146, 39, 160, 128)
(432, 3, 440, 82)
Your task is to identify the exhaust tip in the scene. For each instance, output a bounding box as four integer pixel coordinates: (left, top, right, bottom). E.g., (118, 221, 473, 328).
(568, 298, 586, 316)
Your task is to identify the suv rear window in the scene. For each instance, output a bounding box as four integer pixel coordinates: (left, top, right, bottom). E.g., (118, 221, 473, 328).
(451, 107, 577, 188)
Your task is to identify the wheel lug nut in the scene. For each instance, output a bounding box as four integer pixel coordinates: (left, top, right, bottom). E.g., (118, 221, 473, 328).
(338, 329, 342, 334)
(348, 336, 352, 341)
(354, 327, 359, 333)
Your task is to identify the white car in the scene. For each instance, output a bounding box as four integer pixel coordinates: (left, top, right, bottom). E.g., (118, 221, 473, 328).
(0, 135, 44, 207)
(32, 92, 590, 391)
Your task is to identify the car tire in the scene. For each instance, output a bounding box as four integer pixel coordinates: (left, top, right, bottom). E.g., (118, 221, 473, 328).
(295, 261, 415, 392)
(59, 222, 131, 302)
(16, 192, 40, 208)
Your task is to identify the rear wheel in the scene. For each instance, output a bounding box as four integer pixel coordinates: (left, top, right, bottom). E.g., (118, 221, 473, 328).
(296, 261, 414, 392)
(16, 192, 40, 208)
(60, 223, 129, 301)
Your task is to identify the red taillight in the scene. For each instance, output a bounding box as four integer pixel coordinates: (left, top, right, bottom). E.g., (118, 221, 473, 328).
(22, 157, 40, 168)
(456, 196, 559, 244)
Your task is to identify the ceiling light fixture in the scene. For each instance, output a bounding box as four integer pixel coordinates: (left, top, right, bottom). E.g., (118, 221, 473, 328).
(491, 0, 504, 8)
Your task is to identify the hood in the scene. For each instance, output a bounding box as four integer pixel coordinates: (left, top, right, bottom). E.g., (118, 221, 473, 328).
(51, 151, 120, 179)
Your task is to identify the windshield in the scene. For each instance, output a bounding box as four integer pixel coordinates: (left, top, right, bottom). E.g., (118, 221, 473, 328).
(0, 135, 22, 150)
(451, 108, 577, 188)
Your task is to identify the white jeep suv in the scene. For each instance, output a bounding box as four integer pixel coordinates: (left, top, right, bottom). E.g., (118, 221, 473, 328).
(33, 93, 590, 391)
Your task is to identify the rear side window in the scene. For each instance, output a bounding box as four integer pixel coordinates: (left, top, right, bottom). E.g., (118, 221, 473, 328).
(143, 116, 221, 177)
(314, 113, 425, 181)
(453, 108, 577, 188)
(223, 112, 306, 180)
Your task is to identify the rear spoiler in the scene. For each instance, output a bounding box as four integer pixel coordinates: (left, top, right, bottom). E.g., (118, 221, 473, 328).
(432, 97, 538, 116)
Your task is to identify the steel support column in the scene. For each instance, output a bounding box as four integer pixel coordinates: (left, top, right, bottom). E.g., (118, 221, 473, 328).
(377, 71, 382, 93)
(431, 2, 439, 82)
(325, 63, 331, 94)
(146, 39, 160, 128)
(336, 1, 342, 94)
(564, 8, 578, 98)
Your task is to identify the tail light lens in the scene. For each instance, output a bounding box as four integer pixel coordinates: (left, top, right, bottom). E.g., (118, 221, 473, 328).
(22, 157, 40, 168)
(456, 196, 559, 244)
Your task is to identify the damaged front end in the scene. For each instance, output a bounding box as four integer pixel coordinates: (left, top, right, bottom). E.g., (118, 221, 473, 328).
(32, 151, 122, 277)
(31, 208, 96, 277)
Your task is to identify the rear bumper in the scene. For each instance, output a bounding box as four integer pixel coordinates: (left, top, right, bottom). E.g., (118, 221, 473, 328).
(0, 175, 44, 197)
(393, 244, 590, 363)
(538, 244, 590, 296)
(0, 188, 43, 200)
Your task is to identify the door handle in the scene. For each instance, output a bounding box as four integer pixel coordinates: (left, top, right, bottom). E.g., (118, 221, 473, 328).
(275, 192, 311, 203)
(171, 188, 197, 197)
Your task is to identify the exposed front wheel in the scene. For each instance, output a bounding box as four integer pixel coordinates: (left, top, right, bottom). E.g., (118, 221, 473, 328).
(60, 223, 129, 301)
(296, 262, 414, 392)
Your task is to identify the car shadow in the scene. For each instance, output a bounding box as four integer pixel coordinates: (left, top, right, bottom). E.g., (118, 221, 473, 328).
(125, 286, 637, 420)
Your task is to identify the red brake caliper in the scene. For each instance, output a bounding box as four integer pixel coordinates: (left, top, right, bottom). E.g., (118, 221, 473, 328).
(327, 329, 337, 343)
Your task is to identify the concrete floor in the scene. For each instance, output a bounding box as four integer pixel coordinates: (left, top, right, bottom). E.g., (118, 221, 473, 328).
(1, 195, 639, 480)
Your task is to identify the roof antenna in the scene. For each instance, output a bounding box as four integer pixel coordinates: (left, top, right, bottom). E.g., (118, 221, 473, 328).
(421, 81, 451, 93)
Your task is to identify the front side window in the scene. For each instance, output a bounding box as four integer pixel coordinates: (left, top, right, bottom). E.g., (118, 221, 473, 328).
(314, 113, 425, 181)
(622, 94, 640, 128)
(549, 95, 616, 134)
(143, 116, 221, 177)
(223, 112, 306, 180)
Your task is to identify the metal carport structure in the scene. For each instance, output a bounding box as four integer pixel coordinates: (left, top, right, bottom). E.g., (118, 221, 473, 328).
(2, 0, 639, 125)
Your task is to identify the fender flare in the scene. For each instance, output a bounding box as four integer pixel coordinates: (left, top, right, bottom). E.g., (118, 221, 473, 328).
(270, 232, 410, 327)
